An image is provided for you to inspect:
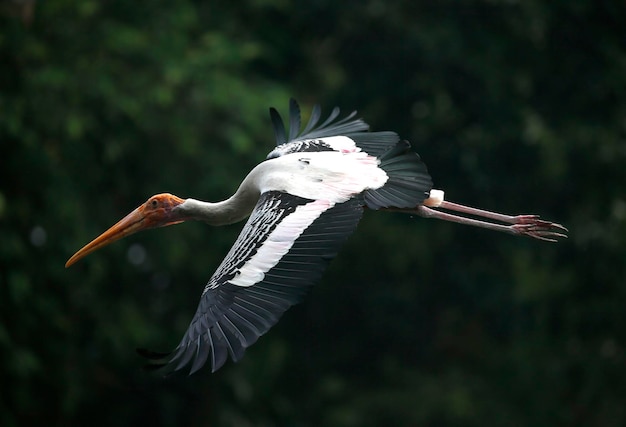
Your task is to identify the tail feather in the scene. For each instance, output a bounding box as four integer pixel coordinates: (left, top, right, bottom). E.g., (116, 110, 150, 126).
(364, 141, 433, 209)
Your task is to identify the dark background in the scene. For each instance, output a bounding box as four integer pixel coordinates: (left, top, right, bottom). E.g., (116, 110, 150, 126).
(2, 1, 625, 426)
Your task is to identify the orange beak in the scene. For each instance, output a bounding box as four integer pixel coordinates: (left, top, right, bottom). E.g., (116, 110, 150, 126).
(65, 193, 185, 268)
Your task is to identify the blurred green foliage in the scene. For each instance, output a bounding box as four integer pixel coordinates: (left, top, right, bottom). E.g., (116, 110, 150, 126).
(1, 0, 625, 426)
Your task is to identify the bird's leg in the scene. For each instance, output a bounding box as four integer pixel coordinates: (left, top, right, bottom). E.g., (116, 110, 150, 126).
(398, 190, 568, 242)
(433, 200, 540, 225)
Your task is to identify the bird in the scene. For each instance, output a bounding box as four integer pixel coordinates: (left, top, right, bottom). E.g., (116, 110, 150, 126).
(66, 99, 567, 375)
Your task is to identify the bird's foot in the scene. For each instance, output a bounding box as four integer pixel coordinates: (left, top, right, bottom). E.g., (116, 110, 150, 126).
(509, 216, 568, 242)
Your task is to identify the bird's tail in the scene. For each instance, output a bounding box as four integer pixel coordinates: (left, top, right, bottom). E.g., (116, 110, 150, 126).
(363, 140, 433, 209)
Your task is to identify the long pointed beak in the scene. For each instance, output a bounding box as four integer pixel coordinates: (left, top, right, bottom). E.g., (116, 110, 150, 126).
(65, 207, 150, 268)
(65, 193, 186, 268)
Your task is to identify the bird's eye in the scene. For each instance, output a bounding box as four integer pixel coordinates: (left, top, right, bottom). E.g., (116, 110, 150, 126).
(150, 199, 159, 209)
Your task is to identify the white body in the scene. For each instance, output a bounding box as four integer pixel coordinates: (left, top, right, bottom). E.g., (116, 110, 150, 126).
(255, 150, 388, 201)
(179, 149, 388, 226)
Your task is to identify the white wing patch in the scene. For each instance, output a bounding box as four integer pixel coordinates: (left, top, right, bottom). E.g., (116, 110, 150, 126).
(229, 199, 332, 287)
(256, 151, 388, 203)
(266, 135, 361, 158)
(314, 136, 360, 153)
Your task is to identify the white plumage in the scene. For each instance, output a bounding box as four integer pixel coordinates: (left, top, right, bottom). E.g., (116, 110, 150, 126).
(228, 199, 331, 288)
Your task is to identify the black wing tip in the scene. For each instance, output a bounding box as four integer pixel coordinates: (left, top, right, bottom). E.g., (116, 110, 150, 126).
(269, 98, 370, 147)
(136, 347, 211, 376)
(137, 347, 171, 359)
(136, 348, 175, 374)
(288, 98, 301, 140)
(269, 106, 287, 146)
(270, 98, 304, 145)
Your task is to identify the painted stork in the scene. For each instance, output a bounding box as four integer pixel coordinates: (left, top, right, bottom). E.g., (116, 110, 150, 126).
(66, 99, 567, 374)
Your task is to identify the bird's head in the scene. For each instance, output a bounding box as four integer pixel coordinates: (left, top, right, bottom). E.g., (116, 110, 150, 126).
(65, 193, 187, 268)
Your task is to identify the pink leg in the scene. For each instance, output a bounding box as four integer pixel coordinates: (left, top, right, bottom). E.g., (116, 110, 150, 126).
(437, 201, 536, 224)
(411, 202, 568, 242)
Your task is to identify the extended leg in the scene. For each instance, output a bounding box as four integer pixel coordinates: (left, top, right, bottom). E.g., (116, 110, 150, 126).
(414, 204, 568, 242)
(388, 189, 567, 241)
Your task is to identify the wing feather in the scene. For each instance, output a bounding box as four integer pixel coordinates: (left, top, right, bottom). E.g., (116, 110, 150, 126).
(141, 191, 364, 374)
(267, 99, 391, 159)
(269, 107, 287, 146)
(300, 103, 322, 135)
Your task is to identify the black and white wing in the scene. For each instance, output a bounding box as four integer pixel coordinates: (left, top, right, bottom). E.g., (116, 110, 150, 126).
(140, 191, 364, 374)
(267, 99, 434, 211)
(266, 98, 400, 159)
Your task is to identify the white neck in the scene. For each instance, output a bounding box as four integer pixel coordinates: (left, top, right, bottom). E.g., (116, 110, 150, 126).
(177, 169, 261, 226)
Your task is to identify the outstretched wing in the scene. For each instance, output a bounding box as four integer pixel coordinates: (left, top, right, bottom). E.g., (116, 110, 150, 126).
(266, 99, 399, 159)
(141, 191, 364, 374)
(266, 99, 434, 211)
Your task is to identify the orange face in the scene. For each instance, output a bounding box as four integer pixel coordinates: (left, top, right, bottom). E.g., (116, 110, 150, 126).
(65, 193, 186, 267)
(139, 193, 187, 228)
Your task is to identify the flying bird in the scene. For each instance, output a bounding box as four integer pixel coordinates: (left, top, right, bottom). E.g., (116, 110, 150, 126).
(66, 99, 567, 374)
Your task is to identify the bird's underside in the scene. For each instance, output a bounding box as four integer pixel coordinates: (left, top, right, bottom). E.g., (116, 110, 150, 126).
(66, 99, 567, 375)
